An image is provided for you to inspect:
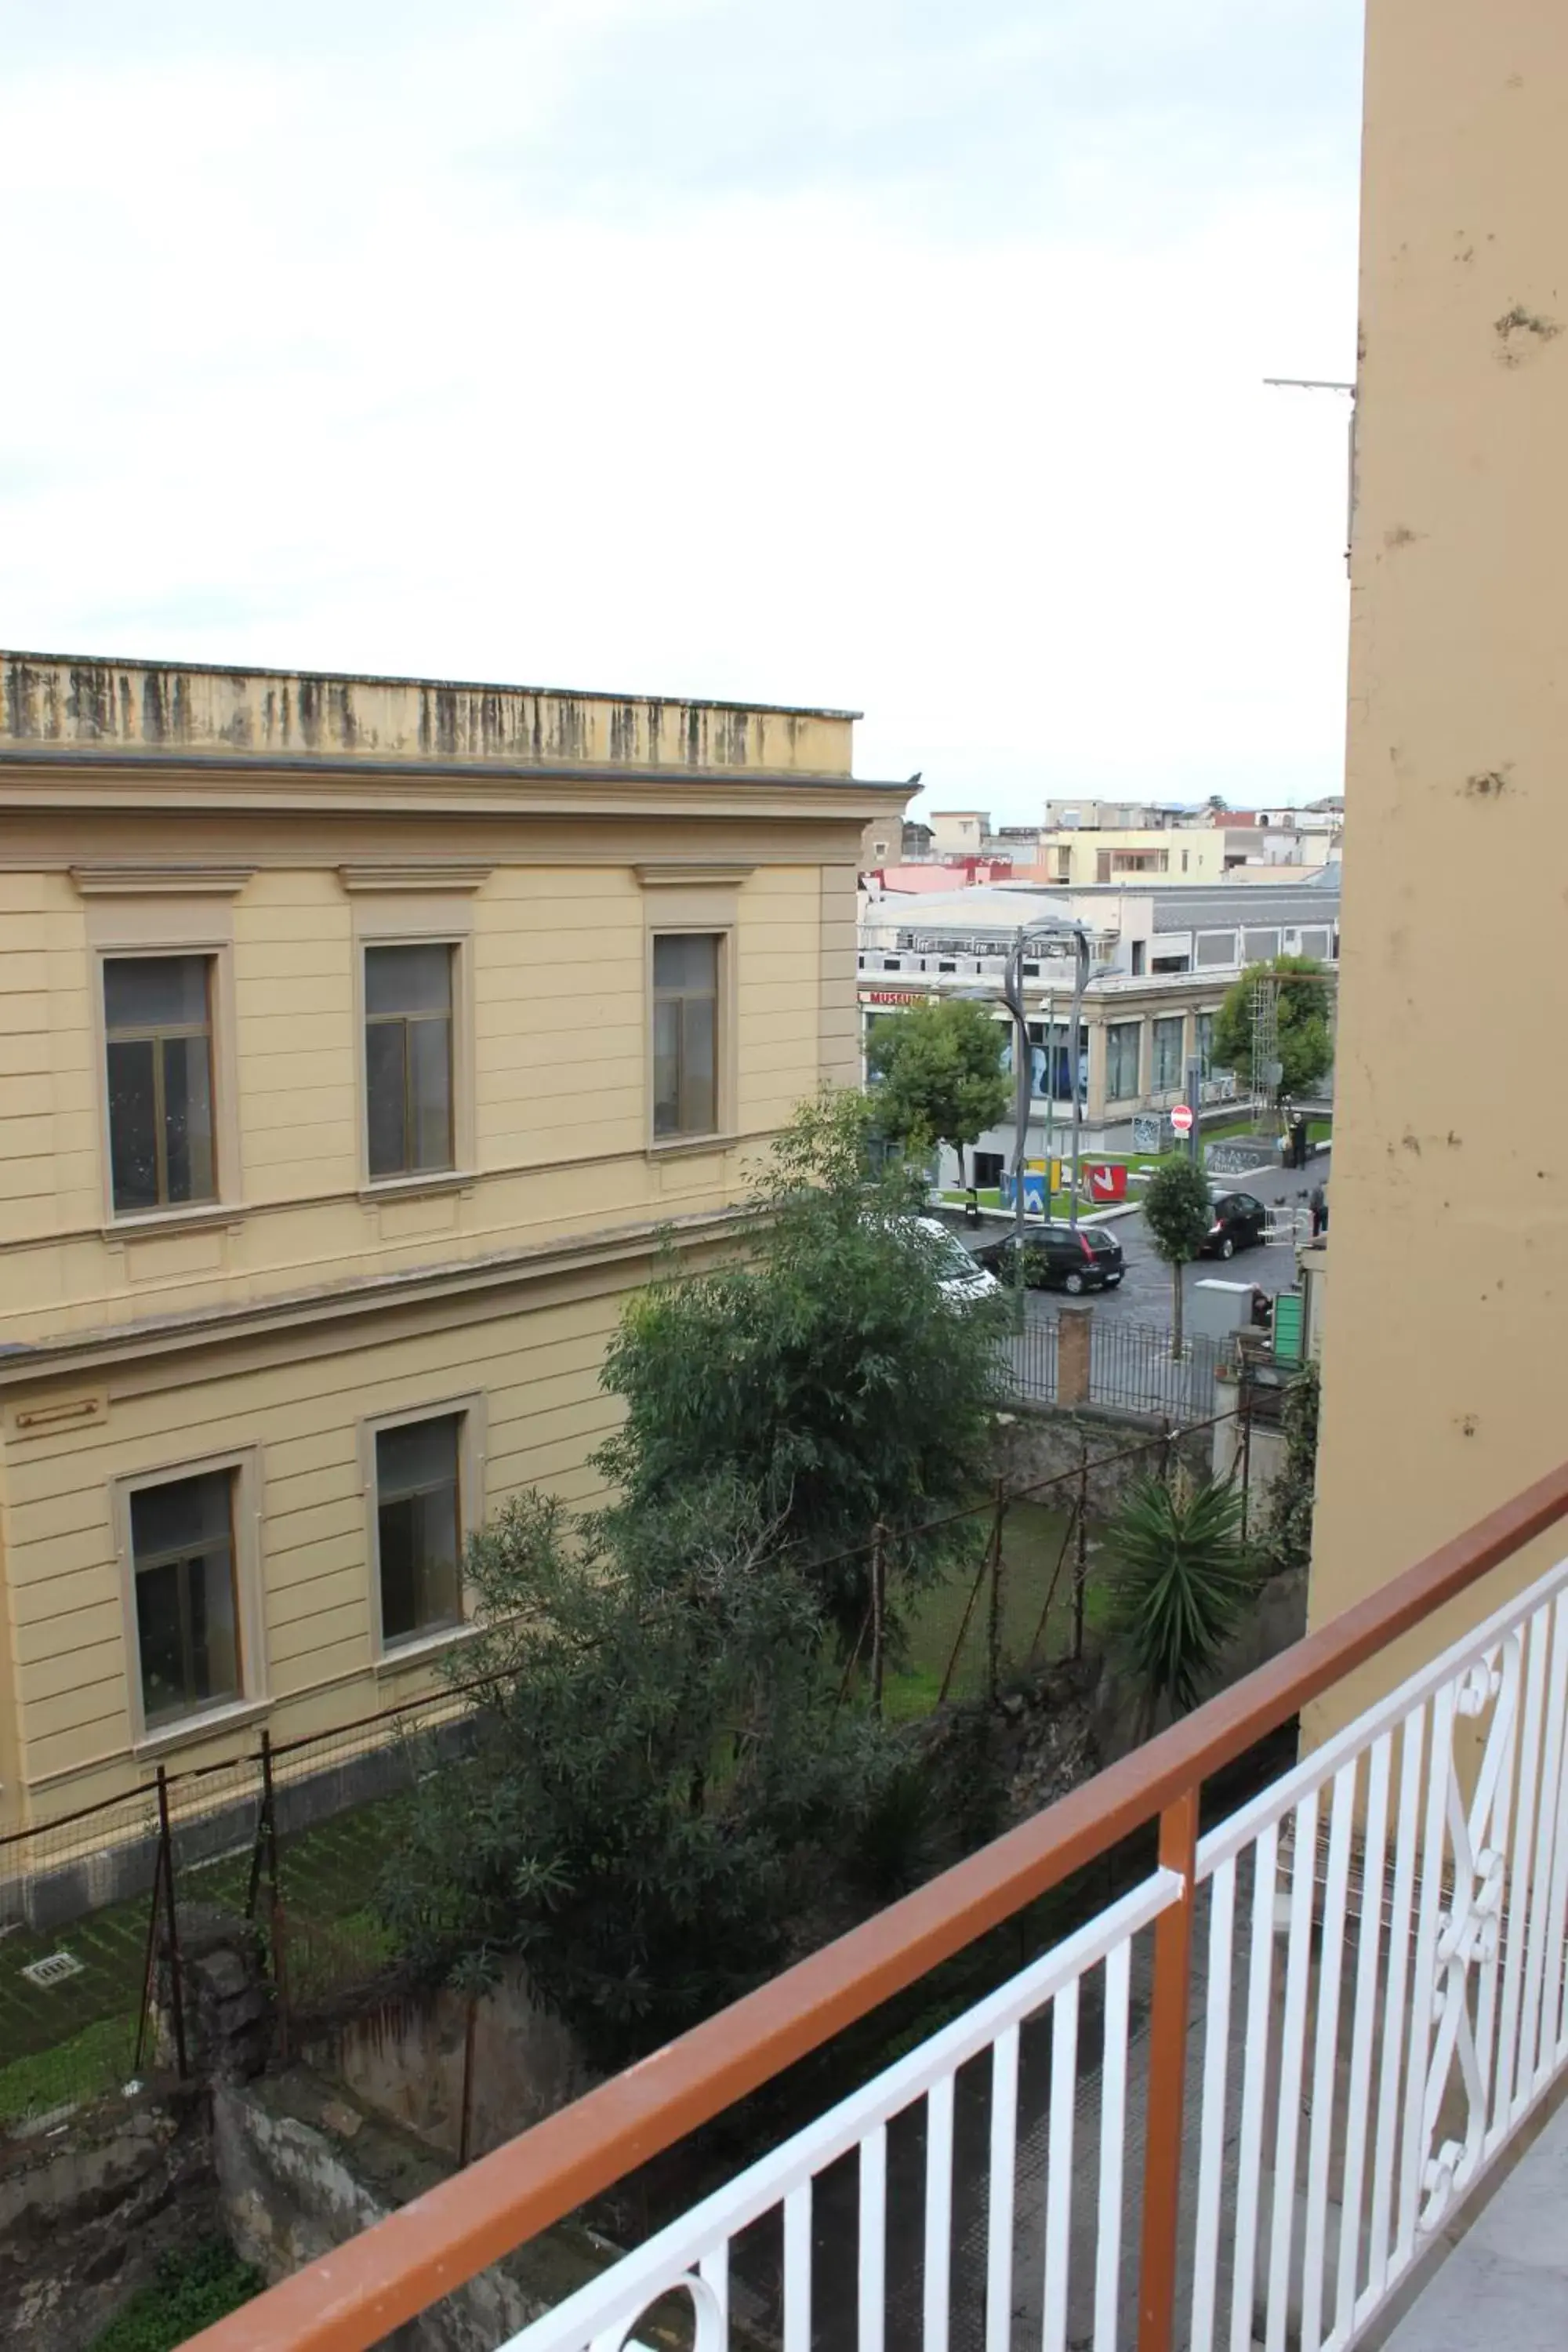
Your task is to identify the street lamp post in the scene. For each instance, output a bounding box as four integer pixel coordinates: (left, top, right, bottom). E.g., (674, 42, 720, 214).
(1000, 923, 1091, 1280)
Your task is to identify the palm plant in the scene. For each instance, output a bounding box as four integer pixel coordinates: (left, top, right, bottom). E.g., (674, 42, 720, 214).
(1106, 1472, 1256, 1733)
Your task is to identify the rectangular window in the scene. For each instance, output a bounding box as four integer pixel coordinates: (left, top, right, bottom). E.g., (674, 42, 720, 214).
(130, 1469, 241, 1726)
(103, 956, 216, 1214)
(1152, 1014, 1185, 1092)
(1106, 1021, 1142, 1101)
(365, 944, 455, 1179)
(652, 933, 720, 1138)
(1195, 1011, 1215, 1074)
(1131, 941, 1146, 977)
(376, 1414, 463, 1645)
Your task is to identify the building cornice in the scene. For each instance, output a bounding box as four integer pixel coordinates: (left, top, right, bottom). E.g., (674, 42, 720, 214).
(336, 862, 494, 894)
(70, 863, 257, 897)
(0, 1205, 755, 1390)
(0, 753, 909, 826)
(634, 863, 756, 888)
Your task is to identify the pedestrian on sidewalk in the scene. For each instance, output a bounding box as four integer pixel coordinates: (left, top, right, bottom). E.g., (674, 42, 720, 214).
(1309, 1181, 1327, 1237)
(1290, 1112, 1308, 1170)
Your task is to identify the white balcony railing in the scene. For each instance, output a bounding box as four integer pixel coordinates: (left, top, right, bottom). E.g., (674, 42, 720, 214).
(493, 1553, 1568, 2352)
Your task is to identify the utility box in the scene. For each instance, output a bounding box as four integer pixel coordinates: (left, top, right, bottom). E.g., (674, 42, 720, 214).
(1189, 1278, 1256, 1344)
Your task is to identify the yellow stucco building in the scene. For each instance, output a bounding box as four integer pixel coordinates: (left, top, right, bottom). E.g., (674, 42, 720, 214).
(1308, 2, 1568, 1734)
(0, 652, 903, 1828)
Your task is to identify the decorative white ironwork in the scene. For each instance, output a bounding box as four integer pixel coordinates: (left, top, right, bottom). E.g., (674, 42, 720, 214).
(495, 1557, 1568, 2352)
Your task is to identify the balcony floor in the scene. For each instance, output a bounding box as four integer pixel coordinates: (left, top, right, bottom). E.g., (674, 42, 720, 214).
(1381, 2094, 1568, 2351)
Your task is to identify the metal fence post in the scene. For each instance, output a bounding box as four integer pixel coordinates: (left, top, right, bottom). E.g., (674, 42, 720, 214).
(1137, 1784, 1200, 2352)
(1073, 1443, 1090, 1661)
(245, 1730, 274, 1923)
(263, 1736, 291, 2061)
(459, 1994, 479, 2168)
(154, 1766, 187, 2081)
(985, 1477, 1007, 1706)
(869, 1524, 887, 1719)
(132, 1823, 166, 2079)
(1240, 1384, 1254, 1541)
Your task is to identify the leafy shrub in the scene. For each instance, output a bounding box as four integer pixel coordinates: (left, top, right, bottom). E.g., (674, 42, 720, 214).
(89, 2240, 262, 2352)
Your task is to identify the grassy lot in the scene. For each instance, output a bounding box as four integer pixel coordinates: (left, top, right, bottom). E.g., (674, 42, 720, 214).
(884, 1498, 1117, 1720)
(0, 1791, 410, 2126)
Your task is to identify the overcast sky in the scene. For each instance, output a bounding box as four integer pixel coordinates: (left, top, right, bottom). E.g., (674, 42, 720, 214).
(0, 1, 1362, 818)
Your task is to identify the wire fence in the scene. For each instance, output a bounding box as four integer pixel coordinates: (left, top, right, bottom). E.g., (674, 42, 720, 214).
(0, 1368, 1286, 2134)
(0, 1674, 494, 2130)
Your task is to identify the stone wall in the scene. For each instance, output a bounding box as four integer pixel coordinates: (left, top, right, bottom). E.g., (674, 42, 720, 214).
(212, 2071, 612, 2351)
(0, 2088, 215, 2351)
(306, 1962, 593, 2165)
(994, 1398, 1210, 1515)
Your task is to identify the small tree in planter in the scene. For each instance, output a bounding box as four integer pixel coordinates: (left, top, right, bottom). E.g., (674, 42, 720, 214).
(1142, 1152, 1214, 1359)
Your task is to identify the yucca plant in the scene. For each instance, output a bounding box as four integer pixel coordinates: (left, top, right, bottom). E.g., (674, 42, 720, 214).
(1106, 1472, 1256, 1733)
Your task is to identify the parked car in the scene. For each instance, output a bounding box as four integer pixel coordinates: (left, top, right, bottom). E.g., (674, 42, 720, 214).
(908, 1218, 1004, 1306)
(974, 1222, 1125, 1295)
(1200, 1191, 1269, 1259)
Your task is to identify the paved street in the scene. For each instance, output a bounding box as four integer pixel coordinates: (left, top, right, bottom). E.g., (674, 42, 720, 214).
(956, 1145, 1329, 1329)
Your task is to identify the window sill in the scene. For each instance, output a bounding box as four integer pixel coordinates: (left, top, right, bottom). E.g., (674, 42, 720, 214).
(132, 1695, 270, 1758)
(358, 1171, 474, 1205)
(104, 1201, 245, 1242)
(645, 1132, 739, 1162)
(374, 1621, 478, 1675)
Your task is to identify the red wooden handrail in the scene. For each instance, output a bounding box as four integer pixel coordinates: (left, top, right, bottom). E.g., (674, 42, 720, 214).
(187, 1456, 1568, 2352)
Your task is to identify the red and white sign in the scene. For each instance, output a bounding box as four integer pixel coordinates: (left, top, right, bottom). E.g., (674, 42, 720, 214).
(1085, 1160, 1128, 1203)
(1169, 1102, 1195, 1138)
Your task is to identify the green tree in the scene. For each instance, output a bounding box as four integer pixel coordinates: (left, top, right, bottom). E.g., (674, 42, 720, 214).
(1211, 955, 1333, 1102)
(1106, 1473, 1256, 1734)
(597, 1089, 1008, 1648)
(379, 1482, 904, 2068)
(1142, 1152, 1214, 1359)
(866, 996, 1010, 1189)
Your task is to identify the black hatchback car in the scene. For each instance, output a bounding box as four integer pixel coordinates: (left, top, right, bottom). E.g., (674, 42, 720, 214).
(1200, 1191, 1269, 1258)
(975, 1223, 1125, 1295)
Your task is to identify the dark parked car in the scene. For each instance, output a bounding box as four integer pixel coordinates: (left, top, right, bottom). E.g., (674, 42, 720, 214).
(975, 1223, 1125, 1295)
(1200, 1191, 1269, 1259)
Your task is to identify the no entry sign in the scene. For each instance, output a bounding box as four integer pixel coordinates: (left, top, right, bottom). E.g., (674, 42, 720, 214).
(1170, 1102, 1195, 1138)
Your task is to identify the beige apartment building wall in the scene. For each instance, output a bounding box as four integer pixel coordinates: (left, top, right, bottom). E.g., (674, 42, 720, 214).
(1307, 2, 1568, 1741)
(1036, 829, 1227, 888)
(0, 657, 898, 1825)
(1, 1276, 636, 1809)
(0, 849, 837, 1342)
